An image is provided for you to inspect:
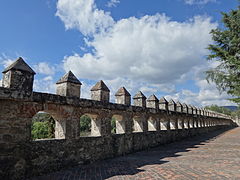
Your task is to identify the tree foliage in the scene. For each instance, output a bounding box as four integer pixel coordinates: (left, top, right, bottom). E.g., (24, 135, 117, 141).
(207, 4, 240, 103)
(31, 112, 55, 140)
(205, 105, 232, 115)
(80, 115, 91, 132)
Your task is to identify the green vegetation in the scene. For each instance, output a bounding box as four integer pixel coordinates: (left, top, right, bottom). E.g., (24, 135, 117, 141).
(204, 105, 240, 121)
(80, 115, 91, 136)
(111, 117, 116, 134)
(205, 105, 232, 115)
(32, 113, 119, 138)
(31, 112, 55, 140)
(207, 4, 240, 103)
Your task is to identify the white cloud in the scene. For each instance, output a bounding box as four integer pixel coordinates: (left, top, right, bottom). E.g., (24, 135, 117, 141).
(0, 57, 15, 68)
(165, 62, 236, 107)
(62, 14, 217, 85)
(184, 0, 216, 5)
(43, 76, 53, 81)
(56, 0, 234, 106)
(56, 0, 114, 36)
(34, 62, 55, 75)
(106, 0, 120, 8)
(33, 77, 56, 93)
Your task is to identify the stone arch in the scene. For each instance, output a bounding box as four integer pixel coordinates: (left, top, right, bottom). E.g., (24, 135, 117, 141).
(82, 113, 101, 137)
(132, 115, 143, 133)
(148, 116, 157, 131)
(160, 115, 168, 131)
(183, 117, 189, 129)
(189, 118, 194, 128)
(169, 115, 177, 130)
(31, 111, 59, 140)
(177, 116, 184, 130)
(112, 114, 125, 134)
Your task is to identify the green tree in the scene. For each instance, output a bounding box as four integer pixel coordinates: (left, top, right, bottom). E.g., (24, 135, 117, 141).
(207, 4, 240, 103)
(205, 105, 232, 115)
(80, 115, 91, 136)
(31, 121, 55, 140)
(31, 112, 55, 140)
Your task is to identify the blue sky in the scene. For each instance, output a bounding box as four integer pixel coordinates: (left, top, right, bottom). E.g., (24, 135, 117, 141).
(0, 0, 239, 106)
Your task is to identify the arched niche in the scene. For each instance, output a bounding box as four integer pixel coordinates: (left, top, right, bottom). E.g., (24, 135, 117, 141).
(148, 116, 157, 131)
(31, 111, 59, 140)
(112, 114, 125, 134)
(80, 113, 101, 137)
(132, 115, 143, 133)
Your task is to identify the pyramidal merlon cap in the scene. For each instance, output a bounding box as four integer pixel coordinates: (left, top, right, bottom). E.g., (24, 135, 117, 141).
(147, 94, 158, 101)
(91, 80, 110, 92)
(176, 101, 182, 105)
(2, 57, 36, 74)
(159, 97, 168, 103)
(115, 87, 131, 96)
(56, 71, 82, 85)
(133, 91, 146, 99)
(169, 99, 176, 104)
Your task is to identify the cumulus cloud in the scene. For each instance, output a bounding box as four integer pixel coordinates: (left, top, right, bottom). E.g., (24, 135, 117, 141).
(56, 0, 114, 36)
(166, 81, 234, 107)
(106, 0, 120, 8)
(165, 62, 236, 106)
(34, 62, 55, 75)
(62, 15, 217, 84)
(33, 77, 56, 93)
(184, 0, 216, 5)
(56, 0, 234, 106)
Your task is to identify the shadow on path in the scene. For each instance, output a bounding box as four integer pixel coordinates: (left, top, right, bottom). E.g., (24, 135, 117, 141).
(30, 127, 237, 180)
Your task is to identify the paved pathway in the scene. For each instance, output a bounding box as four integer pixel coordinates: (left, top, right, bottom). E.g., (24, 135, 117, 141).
(31, 128, 240, 180)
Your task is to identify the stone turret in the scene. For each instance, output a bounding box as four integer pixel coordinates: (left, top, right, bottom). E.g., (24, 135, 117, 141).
(133, 91, 146, 107)
(56, 71, 82, 98)
(159, 97, 168, 110)
(91, 80, 110, 102)
(2, 57, 35, 93)
(115, 87, 131, 105)
(147, 94, 159, 109)
(182, 103, 188, 113)
(176, 101, 183, 112)
(168, 99, 177, 112)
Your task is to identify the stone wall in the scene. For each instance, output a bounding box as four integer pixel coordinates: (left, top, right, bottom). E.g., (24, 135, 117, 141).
(0, 58, 235, 180)
(0, 87, 234, 180)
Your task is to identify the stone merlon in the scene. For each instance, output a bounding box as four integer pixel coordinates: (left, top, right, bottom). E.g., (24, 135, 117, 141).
(2, 57, 36, 74)
(115, 87, 131, 105)
(133, 91, 146, 107)
(159, 97, 168, 110)
(91, 80, 110, 102)
(56, 71, 82, 85)
(147, 94, 159, 109)
(56, 71, 82, 98)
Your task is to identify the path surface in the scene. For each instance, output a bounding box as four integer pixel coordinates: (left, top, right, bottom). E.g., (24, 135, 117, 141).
(31, 128, 240, 180)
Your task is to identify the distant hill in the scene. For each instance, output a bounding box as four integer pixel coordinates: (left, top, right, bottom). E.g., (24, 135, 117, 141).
(221, 106, 238, 111)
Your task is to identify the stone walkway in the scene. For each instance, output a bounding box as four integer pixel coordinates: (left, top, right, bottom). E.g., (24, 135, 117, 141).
(31, 127, 240, 180)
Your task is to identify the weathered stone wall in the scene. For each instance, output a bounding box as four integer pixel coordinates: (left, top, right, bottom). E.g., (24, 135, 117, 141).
(56, 82, 81, 98)
(0, 87, 234, 180)
(3, 70, 34, 92)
